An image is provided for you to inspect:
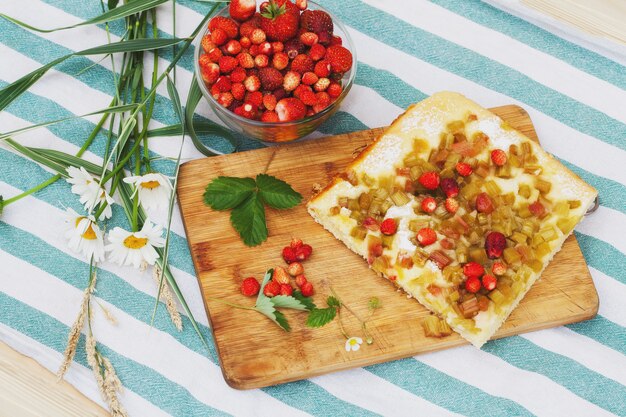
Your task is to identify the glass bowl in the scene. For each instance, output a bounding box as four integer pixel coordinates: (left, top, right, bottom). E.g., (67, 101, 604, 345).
(193, 1, 357, 143)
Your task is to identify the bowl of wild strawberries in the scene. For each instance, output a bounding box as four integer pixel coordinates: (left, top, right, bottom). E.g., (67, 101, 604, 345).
(194, 0, 356, 143)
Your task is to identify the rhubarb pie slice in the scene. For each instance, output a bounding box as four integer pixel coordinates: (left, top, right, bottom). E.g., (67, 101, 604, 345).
(307, 92, 597, 347)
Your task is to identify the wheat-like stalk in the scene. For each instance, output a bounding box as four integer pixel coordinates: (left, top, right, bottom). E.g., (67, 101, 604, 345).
(153, 265, 183, 330)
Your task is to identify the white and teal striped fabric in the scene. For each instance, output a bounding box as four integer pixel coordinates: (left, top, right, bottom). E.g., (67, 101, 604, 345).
(1, 1, 625, 416)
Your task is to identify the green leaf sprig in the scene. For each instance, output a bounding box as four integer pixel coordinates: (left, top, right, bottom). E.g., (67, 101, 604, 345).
(204, 174, 302, 246)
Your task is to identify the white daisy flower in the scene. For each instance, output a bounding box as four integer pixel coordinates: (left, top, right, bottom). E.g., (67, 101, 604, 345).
(345, 336, 363, 352)
(64, 208, 105, 263)
(123, 173, 172, 211)
(105, 219, 165, 268)
(66, 166, 115, 219)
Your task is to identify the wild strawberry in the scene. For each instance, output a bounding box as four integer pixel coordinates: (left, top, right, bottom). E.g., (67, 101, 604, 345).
(231, 82, 246, 100)
(293, 84, 310, 98)
(271, 41, 284, 53)
(263, 280, 281, 297)
(240, 36, 252, 49)
(291, 54, 315, 74)
(282, 71, 301, 92)
(295, 243, 313, 261)
(330, 35, 342, 46)
(318, 31, 332, 45)
(325, 45, 353, 73)
(249, 44, 260, 56)
(381, 218, 397, 235)
(237, 52, 255, 68)
(241, 277, 260, 296)
(475, 192, 494, 214)
(491, 149, 507, 166)
(214, 76, 232, 92)
(217, 92, 234, 107)
(290, 238, 303, 249)
(200, 62, 220, 84)
(308, 43, 326, 61)
(314, 60, 331, 78)
(229, 67, 246, 83)
(482, 274, 497, 291)
(260, 0, 300, 41)
(245, 91, 263, 108)
(444, 197, 459, 213)
(300, 9, 333, 36)
(261, 110, 279, 122)
(250, 28, 267, 45)
(225, 39, 242, 55)
(244, 75, 261, 92)
(313, 77, 330, 92)
(282, 245, 297, 263)
(279, 283, 293, 296)
(465, 276, 481, 294)
(287, 262, 304, 277)
(463, 262, 485, 279)
(421, 196, 437, 213)
(273, 266, 291, 284)
(295, 274, 307, 287)
(201, 35, 216, 54)
(211, 28, 228, 46)
(300, 31, 319, 46)
(276, 97, 306, 121)
(300, 281, 314, 297)
(485, 231, 506, 259)
(259, 41, 273, 55)
(417, 227, 437, 246)
(210, 84, 221, 98)
(440, 177, 459, 198)
(240, 16, 260, 38)
(209, 16, 240, 39)
(315, 91, 330, 107)
(207, 45, 224, 62)
(254, 54, 269, 68)
(418, 171, 440, 190)
(529, 201, 546, 218)
(299, 88, 317, 106)
(284, 38, 305, 58)
(272, 51, 289, 70)
(492, 261, 507, 276)
(234, 103, 257, 119)
(218, 56, 238, 73)
(455, 162, 473, 177)
(301, 71, 318, 85)
(263, 93, 277, 111)
(327, 82, 342, 98)
(229, 0, 256, 22)
(295, 0, 307, 10)
(274, 87, 287, 100)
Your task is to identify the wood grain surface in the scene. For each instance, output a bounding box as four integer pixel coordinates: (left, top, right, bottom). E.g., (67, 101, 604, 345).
(177, 105, 598, 390)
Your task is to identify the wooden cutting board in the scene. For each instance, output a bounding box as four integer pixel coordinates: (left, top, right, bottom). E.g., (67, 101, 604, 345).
(177, 105, 598, 390)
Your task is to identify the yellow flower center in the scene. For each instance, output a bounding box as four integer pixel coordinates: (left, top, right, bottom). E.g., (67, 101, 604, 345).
(123, 235, 148, 249)
(140, 180, 161, 189)
(349, 339, 358, 346)
(75, 217, 97, 240)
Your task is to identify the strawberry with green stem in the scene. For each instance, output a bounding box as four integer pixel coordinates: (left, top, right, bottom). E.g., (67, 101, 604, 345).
(260, 0, 301, 42)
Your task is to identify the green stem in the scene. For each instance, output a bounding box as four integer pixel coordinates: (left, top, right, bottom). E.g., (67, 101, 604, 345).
(204, 297, 256, 311)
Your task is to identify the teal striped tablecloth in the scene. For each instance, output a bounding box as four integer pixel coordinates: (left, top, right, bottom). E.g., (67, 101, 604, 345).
(1, 1, 625, 416)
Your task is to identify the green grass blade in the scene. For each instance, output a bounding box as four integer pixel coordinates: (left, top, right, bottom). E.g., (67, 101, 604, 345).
(28, 148, 106, 176)
(4, 139, 70, 175)
(77, 38, 186, 56)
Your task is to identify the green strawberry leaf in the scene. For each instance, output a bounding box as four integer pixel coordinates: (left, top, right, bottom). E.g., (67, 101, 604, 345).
(204, 176, 256, 210)
(292, 290, 316, 311)
(271, 295, 310, 311)
(273, 310, 290, 331)
(256, 173, 302, 210)
(256, 269, 273, 305)
(326, 296, 341, 308)
(306, 307, 337, 328)
(230, 193, 267, 247)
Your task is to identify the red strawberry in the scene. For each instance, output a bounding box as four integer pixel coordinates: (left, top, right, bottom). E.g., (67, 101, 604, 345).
(244, 75, 261, 92)
(314, 60, 331, 77)
(418, 171, 440, 190)
(272, 51, 290, 70)
(300, 9, 333, 36)
(330, 35, 342, 46)
(241, 277, 260, 296)
(231, 82, 246, 100)
(259, 41, 273, 55)
(291, 54, 314, 74)
(284, 38, 305, 58)
(234, 103, 257, 119)
(276, 98, 306, 121)
(214, 76, 232, 92)
(218, 56, 238, 73)
(249, 44, 260, 56)
(475, 192, 494, 214)
(325, 45, 353, 73)
(465, 276, 481, 294)
(529, 201, 546, 218)
(417, 227, 437, 246)
(263, 93, 277, 111)
(263, 280, 281, 297)
(240, 36, 251, 49)
(217, 92, 234, 107)
(463, 262, 485, 279)
(491, 149, 507, 166)
(455, 162, 473, 177)
(302, 71, 318, 85)
(209, 16, 239, 39)
(254, 54, 269, 68)
(240, 15, 260, 37)
(259, 67, 284, 90)
(211, 28, 228, 46)
(485, 231, 506, 259)
(482, 274, 497, 291)
(245, 91, 263, 108)
(299, 88, 317, 106)
(201, 35, 216, 54)
(282, 245, 297, 263)
(229, 0, 256, 22)
(260, 0, 300, 42)
(271, 41, 284, 53)
(295, 274, 307, 287)
(225, 39, 242, 55)
(274, 87, 287, 100)
(230, 67, 247, 83)
(282, 71, 301, 92)
(300, 281, 314, 297)
(314, 91, 330, 107)
(287, 261, 304, 276)
(444, 197, 459, 213)
(308, 43, 326, 61)
(200, 62, 220, 84)
(327, 82, 342, 98)
(295, 0, 307, 10)
(279, 283, 293, 296)
(237, 52, 255, 68)
(300, 31, 318, 46)
(379, 218, 396, 235)
(421, 196, 437, 213)
(208, 45, 224, 62)
(273, 266, 291, 284)
(293, 84, 311, 98)
(492, 261, 507, 276)
(250, 28, 267, 45)
(261, 110, 280, 122)
(440, 177, 460, 198)
(290, 238, 303, 249)
(295, 243, 313, 261)
(313, 77, 330, 92)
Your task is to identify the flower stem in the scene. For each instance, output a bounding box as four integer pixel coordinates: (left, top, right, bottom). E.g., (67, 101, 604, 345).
(204, 297, 256, 311)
